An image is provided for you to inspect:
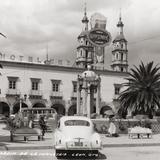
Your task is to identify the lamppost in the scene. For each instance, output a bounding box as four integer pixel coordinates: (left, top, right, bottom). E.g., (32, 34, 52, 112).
(77, 66, 101, 118)
(18, 94, 27, 113)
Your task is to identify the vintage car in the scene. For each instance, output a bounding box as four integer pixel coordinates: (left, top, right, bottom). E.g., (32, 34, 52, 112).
(54, 116, 102, 158)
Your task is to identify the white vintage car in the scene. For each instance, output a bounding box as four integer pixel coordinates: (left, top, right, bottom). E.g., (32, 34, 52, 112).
(54, 116, 102, 158)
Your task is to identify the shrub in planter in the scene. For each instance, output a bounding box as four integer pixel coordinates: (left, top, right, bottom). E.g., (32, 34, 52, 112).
(100, 124, 108, 134)
(155, 109, 160, 117)
(143, 120, 152, 129)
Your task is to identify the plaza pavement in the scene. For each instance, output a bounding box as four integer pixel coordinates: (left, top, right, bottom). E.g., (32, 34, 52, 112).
(1, 122, 160, 151)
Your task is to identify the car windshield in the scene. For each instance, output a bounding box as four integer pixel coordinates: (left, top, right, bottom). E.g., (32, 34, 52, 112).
(64, 120, 90, 126)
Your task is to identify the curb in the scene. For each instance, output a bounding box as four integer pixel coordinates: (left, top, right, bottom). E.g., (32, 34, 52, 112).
(5, 143, 160, 151)
(103, 143, 160, 148)
(6, 146, 54, 151)
(0, 145, 8, 151)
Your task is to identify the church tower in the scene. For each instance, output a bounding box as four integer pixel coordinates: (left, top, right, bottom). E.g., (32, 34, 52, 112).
(76, 4, 94, 68)
(111, 13, 128, 72)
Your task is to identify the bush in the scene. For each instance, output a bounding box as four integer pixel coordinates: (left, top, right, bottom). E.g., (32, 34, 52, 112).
(155, 109, 160, 116)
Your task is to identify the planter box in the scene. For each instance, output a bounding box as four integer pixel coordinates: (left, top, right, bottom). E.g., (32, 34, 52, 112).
(134, 115, 148, 120)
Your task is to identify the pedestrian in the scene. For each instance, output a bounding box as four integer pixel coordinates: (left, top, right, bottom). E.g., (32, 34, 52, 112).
(39, 116, 47, 138)
(108, 118, 119, 137)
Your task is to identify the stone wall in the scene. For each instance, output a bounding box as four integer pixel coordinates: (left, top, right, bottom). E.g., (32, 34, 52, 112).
(92, 118, 160, 134)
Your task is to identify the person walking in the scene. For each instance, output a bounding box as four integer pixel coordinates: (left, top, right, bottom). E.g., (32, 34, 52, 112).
(108, 118, 119, 137)
(39, 116, 47, 139)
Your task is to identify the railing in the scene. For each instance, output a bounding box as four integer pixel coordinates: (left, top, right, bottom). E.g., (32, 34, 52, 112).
(6, 89, 21, 95)
(29, 90, 43, 96)
(111, 60, 128, 65)
(50, 91, 63, 98)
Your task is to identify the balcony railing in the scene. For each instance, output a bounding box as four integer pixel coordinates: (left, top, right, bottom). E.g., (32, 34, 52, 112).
(29, 90, 43, 96)
(50, 91, 63, 98)
(6, 89, 21, 96)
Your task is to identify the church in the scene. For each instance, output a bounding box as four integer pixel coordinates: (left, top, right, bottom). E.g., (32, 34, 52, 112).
(0, 7, 129, 118)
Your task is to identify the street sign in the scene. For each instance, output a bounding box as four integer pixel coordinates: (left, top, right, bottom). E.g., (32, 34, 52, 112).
(87, 28, 111, 47)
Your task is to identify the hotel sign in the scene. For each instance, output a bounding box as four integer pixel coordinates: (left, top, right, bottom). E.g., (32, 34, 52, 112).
(87, 28, 111, 47)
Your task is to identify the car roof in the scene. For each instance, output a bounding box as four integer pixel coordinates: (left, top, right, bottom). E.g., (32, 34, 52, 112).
(59, 116, 92, 123)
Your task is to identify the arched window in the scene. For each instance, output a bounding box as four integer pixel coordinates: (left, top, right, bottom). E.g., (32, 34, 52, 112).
(121, 43, 123, 49)
(116, 53, 119, 60)
(80, 50, 83, 57)
(120, 67, 124, 72)
(121, 53, 123, 61)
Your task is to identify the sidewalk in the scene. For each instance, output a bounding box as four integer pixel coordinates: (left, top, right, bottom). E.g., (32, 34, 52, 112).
(1, 123, 160, 151)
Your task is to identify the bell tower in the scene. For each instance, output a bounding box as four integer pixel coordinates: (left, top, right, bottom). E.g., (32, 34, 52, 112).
(76, 3, 94, 68)
(111, 13, 128, 72)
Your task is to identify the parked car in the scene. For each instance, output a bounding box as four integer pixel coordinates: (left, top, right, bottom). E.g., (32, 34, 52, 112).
(54, 116, 102, 158)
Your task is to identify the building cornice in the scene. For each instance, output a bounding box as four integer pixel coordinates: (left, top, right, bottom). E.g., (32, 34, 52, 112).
(0, 60, 129, 77)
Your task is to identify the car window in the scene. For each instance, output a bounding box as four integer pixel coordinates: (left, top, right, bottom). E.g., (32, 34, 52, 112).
(64, 120, 90, 126)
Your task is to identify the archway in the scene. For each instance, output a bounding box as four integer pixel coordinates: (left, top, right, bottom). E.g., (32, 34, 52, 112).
(51, 104, 65, 116)
(32, 102, 46, 108)
(100, 105, 113, 117)
(13, 102, 28, 114)
(0, 102, 10, 117)
(68, 105, 77, 116)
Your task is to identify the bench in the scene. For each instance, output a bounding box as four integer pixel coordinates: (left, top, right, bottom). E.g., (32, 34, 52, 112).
(128, 132, 152, 139)
(10, 127, 43, 142)
(128, 127, 152, 139)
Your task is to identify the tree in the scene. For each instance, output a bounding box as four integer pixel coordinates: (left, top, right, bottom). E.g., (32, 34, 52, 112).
(118, 61, 160, 118)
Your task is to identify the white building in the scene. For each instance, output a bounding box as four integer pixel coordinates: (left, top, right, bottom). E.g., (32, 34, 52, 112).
(0, 10, 129, 117)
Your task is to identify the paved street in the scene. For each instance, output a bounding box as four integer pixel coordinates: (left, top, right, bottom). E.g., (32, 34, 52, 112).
(1, 122, 160, 159)
(1, 146, 160, 160)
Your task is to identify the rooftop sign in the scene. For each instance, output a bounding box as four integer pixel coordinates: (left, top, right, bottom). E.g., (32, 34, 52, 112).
(87, 28, 111, 47)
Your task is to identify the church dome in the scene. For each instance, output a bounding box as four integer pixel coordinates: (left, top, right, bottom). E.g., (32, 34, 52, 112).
(113, 34, 127, 43)
(78, 30, 88, 39)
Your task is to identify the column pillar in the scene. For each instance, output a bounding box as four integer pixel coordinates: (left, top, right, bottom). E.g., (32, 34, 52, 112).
(87, 84, 91, 118)
(76, 80, 81, 115)
(83, 80, 87, 116)
(96, 81, 101, 115)
(19, 99, 22, 112)
(10, 105, 14, 114)
(90, 85, 94, 115)
(65, 100, 71, 116)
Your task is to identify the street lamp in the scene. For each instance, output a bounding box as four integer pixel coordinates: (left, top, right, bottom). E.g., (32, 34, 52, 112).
(19, 94, 27, 113)
(77, 66, 101, 117)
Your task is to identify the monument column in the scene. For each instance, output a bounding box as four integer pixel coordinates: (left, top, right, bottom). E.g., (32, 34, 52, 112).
(87, 84, 91, 118)
(96, 82, 101, 115)
(76, 79, 81, 115)
(83, 79, 88, 116)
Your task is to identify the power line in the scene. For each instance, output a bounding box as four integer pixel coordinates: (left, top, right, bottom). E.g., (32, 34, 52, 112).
(128, 35, 160, 45)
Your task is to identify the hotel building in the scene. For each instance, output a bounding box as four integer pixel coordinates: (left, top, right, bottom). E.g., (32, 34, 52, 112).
(0, 10, 129, 118)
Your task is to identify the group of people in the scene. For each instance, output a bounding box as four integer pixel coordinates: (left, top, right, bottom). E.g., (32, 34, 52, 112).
(28, 115, 47, 136)
(8, 112, 47, 137)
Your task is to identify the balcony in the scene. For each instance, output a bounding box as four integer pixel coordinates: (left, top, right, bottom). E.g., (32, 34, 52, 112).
(6, 89, 21, 96)
(29, 90, 43, 99)
(50, 91, 63, 99)
(70, 92, 77, 101)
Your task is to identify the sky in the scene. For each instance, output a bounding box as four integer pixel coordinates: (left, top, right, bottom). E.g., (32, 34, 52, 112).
(0, 0, 160, 69)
